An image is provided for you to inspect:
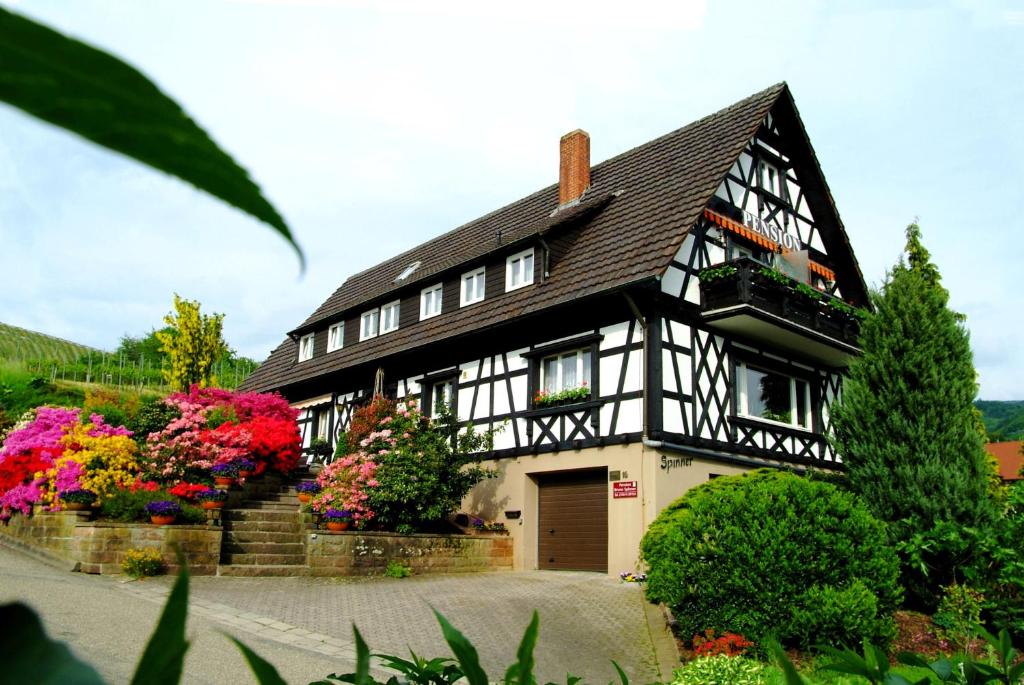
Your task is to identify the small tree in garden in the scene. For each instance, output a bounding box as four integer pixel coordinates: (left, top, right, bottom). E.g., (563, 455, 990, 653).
(315, 397, 496, 533)
(156, 294, 229, 391)
(831, 223, 995, 609)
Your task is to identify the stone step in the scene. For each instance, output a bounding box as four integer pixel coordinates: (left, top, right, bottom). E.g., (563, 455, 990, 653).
(224, 530, 306, 544)
(217, 564, 310, 577)
(220, 552, 307, 566)
(223, 509, 301, 523)
(260, 492, 301, 502)
(221, 541, 305, 555)
(240, 500, 300, 509)
(222, 520, 304, 534)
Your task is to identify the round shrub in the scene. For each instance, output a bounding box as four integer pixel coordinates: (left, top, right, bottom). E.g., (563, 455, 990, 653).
(641, 469, 902, 649)
(670, 655, 766, 685)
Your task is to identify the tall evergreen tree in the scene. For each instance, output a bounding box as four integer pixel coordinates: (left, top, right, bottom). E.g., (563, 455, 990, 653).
(832, 223, 995, 608)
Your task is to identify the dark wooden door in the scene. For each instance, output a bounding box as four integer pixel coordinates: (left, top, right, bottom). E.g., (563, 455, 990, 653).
(537, 469, 607, 572)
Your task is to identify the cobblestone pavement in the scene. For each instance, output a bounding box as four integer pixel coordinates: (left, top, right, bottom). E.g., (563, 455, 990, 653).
(1, 543, 672, 683)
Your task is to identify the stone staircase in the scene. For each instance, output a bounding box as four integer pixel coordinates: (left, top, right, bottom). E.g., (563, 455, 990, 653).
(216, 473, 317, 577)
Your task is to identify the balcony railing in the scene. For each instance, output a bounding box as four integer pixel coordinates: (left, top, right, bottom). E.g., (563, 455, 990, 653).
(699, 258, 863, 353)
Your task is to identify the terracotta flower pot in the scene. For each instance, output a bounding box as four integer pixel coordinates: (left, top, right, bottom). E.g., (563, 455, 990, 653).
(238, 469, 254, 479)
(214, 476, 236, 488)
(325, 520, 350, 532)
(63, 502, 90, 511)
(298, 493, 311, 504)
(150, 515, 175, 526)
(201, 500, 225, 510)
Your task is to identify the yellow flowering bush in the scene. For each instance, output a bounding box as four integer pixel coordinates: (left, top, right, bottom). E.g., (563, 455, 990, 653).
(121, 547, 165, 578)
(41, 422, 140, 505)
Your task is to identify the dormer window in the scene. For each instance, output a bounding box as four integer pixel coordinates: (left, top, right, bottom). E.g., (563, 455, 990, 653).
(394, 260, 421, 283)
(360, 309, 379, 341)
(297, 333, 314, 362)
(505, 248, 535, 291)
(327, 322, 344, 352)
(380, 300, 400, 334)
(460, 267, 486, 306)
(420, 283, 443, 320)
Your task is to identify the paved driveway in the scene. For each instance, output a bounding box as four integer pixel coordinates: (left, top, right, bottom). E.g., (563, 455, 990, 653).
(0, 545, 672, 683)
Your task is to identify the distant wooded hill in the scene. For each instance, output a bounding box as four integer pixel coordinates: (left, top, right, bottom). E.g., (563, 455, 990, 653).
(976, 400, 1024, 442)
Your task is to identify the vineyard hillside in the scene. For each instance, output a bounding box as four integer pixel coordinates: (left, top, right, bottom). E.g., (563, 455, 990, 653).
(0, 322, 100, 363)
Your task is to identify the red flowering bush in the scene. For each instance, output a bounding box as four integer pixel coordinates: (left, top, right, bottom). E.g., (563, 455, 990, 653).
(168, 482, 211, 500)
(692, 629, 754, 657)
(0, 448, 53, 493)
(171, 386, 297, 423)
(244, 416, 301, 473)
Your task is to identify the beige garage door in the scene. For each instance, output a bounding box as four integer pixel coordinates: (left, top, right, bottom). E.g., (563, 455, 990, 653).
(537, 469, 608, 572)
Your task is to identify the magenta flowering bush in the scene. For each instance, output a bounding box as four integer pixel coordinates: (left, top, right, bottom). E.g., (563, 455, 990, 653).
(0, 407, 80, 460)
(170, 386, 297, 423)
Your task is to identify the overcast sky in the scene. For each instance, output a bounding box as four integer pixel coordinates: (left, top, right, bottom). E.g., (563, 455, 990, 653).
(1, 0, 1021, 399)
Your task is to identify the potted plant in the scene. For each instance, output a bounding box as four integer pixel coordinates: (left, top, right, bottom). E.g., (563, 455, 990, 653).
(295, 480, 321, 504)
(60, 489, 97, 511)
(195, 488, 227, 510)
(472, 518, 508, 535)
(211, 463, 239, 488)
(236, 459, 257, 479)
(323, 508, 353, 532)
(145, 500, 181, 526)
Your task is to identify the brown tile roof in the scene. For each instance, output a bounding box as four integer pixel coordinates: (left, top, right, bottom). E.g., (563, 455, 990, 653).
(242, 83, 862, 394)
(986, 441, 1024, 481)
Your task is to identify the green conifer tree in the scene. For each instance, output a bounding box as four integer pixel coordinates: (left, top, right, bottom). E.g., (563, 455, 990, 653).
(831, 223, 995, 608)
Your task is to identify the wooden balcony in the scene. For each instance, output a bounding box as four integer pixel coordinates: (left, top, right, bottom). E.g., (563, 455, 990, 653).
(699, 258, 862, 366)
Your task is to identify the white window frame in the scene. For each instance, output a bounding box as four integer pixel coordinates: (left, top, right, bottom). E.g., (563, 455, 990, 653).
(380, 300, 400, 334)
(735, 361, 812, 430)
(360, 309, 379, 341)
(420, 283, 443, 320)
(460, 267, 486, 307)
(317, 409, 330, 439)
(297, 333, 314, 362)
(505, 248, 535, 292)
(539, 348, 592, 395)
(327, 322, 344, 352)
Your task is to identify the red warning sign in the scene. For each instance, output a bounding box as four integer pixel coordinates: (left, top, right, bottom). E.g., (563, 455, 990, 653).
(612, 480, 638, 498)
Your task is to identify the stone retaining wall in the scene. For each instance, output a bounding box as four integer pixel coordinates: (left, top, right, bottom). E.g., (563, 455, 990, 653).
(0, 511, 222, 575)
(307, 530, 512, 576)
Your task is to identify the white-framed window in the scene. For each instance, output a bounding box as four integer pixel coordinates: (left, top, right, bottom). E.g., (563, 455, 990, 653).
(298, 333, 314, 362)
(540, 348, 592, 395)
(327, 322, 344, 352)
(360, 309, 379, 341)
(380, 300, 400, 334)
(420, 283, 443, 320)
(736, 361, 811, 429)
(759, 159, 787, 201)
(430, 380, 454, 415)
(505, 248, 535, 291)
(460, 267, 486, 306)
(317, 409, 330, 439)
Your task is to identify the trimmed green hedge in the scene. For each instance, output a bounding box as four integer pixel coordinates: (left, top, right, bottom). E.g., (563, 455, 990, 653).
(641, 469, 902, 649)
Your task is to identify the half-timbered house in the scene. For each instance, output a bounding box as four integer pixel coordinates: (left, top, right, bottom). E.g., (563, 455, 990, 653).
(241, 83, 869, 575)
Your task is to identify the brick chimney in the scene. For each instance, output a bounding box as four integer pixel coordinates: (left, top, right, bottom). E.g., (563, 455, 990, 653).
(559, 129, 590, 206)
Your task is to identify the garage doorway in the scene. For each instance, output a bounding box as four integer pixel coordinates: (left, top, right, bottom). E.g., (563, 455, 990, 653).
(537, 469, 608, 572)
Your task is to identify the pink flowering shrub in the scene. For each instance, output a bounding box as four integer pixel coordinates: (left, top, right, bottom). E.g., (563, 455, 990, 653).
(317, 397, 495, 533)
(312, 453, 379, 523)
(0, 407, 80, 460)
(144, 388, 301, 480)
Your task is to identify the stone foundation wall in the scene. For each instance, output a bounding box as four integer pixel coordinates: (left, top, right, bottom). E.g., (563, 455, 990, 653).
(307, 530, 513, 576)
(0, 512, 222, 575)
